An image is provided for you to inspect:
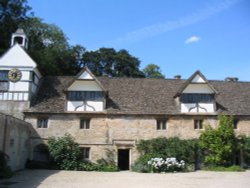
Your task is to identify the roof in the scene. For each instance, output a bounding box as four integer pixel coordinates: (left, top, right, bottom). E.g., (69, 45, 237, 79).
(27, 76, 250, 116)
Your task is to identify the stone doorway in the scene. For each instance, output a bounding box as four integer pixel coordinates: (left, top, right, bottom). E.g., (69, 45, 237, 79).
(117, 149, 130, 170)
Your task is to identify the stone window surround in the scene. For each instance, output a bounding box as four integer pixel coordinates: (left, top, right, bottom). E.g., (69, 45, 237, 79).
(80, 118, 90, 129)
(156, 119, 167, 130)
(37, 118, 48, 129)
(194, 119, 203, 130)
(80, 147, 90, 160)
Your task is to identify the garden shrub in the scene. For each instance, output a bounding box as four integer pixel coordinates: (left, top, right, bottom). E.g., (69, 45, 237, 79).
(134, 137, 198, 172)
(48, 134, 83, 170)
(199, 114, 237, 166)
(240, 136, 250, 167)
(48, 134, 118, 171)
(0, 151, 13, 178)
(147, 157, 186, 173)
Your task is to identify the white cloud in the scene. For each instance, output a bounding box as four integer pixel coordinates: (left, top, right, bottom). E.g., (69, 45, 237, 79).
(106, 0, 239, 46)
(185, 36, 201, 44)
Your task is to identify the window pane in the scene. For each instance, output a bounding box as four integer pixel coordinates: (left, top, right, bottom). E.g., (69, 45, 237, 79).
(199, 120, 203, 129)
(180, 94, 214, 103)
(233, 119, 239, 129)
(80, 119, 90, 129)
(0, 82, 9, 91)
(37, 118, 48, 128)
(156, 121, 161, 130)
(0, 71, 8, 81)
(81, 147, 90, 160)
(162, 121, 166, 130)
(194, 120, 198, 129)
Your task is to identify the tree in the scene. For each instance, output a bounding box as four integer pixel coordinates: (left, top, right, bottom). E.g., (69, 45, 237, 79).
(82, 48, 145, 77)
(47, 134, 82, 170)
(199, 114, 237, 166)
(20, 17, 83, 76)
(143, 64, 165, 78)
(0, 0, 31, 55)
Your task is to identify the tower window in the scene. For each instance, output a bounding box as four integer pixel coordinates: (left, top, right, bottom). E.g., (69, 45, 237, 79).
(0, 71, 8, 81)
(14, 36, 24, 45)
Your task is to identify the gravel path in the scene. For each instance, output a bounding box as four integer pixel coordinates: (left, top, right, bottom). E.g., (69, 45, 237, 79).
(0, 170, 250, 188)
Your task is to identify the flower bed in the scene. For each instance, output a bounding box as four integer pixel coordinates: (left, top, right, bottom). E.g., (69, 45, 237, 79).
(147, 157, 185, 173)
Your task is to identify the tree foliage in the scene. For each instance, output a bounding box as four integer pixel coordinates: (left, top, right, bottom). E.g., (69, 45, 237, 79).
(0, 0, 163, 78)
(47, 134, 82, 170)
(143, 64, 165, 78)
(0, 151, 12, 178)
(136, 137, 198, 164)
(83, 48, 145, 77)
(0, 0, 31, 55)
(199, 114, 236, 166)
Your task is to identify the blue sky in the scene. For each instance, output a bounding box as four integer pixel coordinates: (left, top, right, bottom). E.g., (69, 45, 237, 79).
(28, 0, 250, 81)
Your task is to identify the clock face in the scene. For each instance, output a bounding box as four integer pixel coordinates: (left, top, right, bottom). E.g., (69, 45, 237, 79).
(8, 68, 22, 82)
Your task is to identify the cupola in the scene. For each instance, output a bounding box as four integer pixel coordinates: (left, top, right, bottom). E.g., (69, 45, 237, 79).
(11, 28, 28, 49)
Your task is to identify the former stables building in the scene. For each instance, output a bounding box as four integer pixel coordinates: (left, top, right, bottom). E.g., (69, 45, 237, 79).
(1, 29, 250, 170)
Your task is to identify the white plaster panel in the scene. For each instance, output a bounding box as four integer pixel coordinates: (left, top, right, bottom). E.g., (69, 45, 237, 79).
(0, 44, 37, 67)
(3, 93, 8, 100)
(9, 82, 29, 91)
(23, 93, 28, 100)
(21, 71, 30, 80)
(183, 84, 214, 93)
(31, 83, 37, 93)
(191, 75, 206, 83)
(181, 103, 214, 113)
(34, 75, 39, 85)
(13, 93, 18, 100)
(87, 101, 103, 111)
(67, 101, 104, 111)
(79, 71, 93, 79)
(68, 81, 102, 91)
(8, 93, 13, 100)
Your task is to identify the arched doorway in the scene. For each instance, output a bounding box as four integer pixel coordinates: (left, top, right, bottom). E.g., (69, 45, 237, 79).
(33, 144, 50, 162)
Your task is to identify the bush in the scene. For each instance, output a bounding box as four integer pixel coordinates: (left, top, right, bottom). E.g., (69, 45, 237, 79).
(0, 151, 13, 178)
(199, 114, 237, 166)
(133, 137, 198, 172)
(77, 159, 118, 172)
(95, 159, 118, 172)
(147, 157, 186, 173)
(202, 165, 244, 172)
(47, 134, 82, 170)
(131, 163, 150, 173)
(241, 136, 250, 167)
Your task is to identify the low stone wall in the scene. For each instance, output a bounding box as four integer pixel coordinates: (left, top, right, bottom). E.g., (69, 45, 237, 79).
(0, 113, 31, 171)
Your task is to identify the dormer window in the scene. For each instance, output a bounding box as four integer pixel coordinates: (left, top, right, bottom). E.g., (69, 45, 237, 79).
(180, 94, 214, 103)
(66, 67, 106, 112)
(67, 91, 104, 101)
(176, 71, 218, 113)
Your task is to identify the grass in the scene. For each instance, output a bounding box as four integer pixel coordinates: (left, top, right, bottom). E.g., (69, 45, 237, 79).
(202, 165, 245, 172)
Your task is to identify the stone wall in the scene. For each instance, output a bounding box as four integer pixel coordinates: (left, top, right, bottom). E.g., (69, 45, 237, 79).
(25, 114, 250, 167)
(0, 101, 30, 119)
(0, 113, 31, 171)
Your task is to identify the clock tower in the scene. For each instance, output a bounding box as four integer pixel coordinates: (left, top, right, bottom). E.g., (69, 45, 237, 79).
(0, 29, 42, 119)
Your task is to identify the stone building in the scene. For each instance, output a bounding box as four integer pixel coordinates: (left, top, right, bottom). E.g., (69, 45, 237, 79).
(1, 30, 250, 170)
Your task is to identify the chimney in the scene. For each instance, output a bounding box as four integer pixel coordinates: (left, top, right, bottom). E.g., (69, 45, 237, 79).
(225, 77, 239, 82)
(174, 75, 181, 79)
